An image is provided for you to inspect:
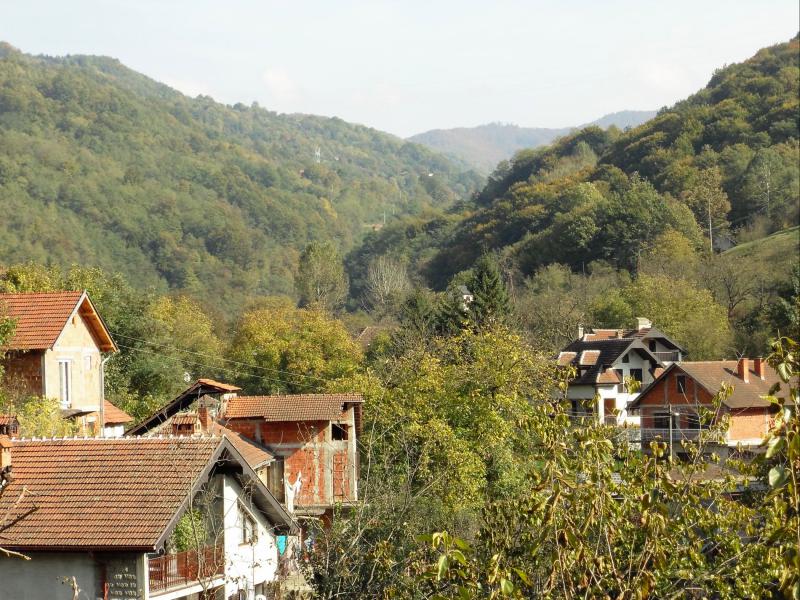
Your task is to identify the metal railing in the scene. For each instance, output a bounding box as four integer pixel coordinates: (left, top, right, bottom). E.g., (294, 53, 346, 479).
(652, 351, 681, 363)
(639, 428, 714, 443)
(148, 545, 223, 594)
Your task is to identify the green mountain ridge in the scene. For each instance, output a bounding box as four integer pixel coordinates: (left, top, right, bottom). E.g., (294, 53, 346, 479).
(0, 42, 482, 309)
(408, 110, 657, 173)
(348, 36, 799, 291)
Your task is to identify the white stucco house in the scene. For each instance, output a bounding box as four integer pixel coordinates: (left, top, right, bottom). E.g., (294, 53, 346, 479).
(557, 318, 686, 426)
(0, 435, 295, 600)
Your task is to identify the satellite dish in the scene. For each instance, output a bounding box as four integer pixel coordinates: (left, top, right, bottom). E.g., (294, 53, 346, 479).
(183, 372, 192, 383)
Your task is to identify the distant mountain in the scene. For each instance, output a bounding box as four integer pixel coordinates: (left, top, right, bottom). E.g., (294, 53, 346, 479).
(0, 43, 482, 309)
(408, 111, 656, 173)
(351, 36, 799, 290)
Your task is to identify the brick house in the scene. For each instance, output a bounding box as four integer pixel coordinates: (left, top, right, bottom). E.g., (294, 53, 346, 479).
(0, 290, 117, 434)
(558, 318, 685, 426)
(127, 380, 363, 520)
(220, 393, 363, 516)
(628, 358, 788, 458)
(0, 435, 295, 599)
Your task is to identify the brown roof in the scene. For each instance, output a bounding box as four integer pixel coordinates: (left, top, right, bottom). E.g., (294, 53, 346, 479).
(0, 414, 18, 426)
(596, 368, 621, 384)
(0, 437, 222, 550)
(196, 378, 241, 392)
(631, 360, 790, 410)
(0, 291, 116, 352)
(225, 394, 364, 421)
(103, 400, 133, 425)
(579, 350, 601, 366)
(557, 352, 577, 367)
(210, 423, 274, 469)
(172, 413, 199, 426)
(127, 379, 244, 437)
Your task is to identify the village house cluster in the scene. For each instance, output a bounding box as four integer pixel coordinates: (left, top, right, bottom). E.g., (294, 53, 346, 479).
(558, 319, 786, 459)
(0, 291, 361, 599)
(0, 291, 789, 599)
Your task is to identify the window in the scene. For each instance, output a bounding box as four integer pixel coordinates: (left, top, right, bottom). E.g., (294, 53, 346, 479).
(629, 368, 643, 382)
(653, 412, 672, 429)
(615, 369, 625, 392)
(676, 375, 687, 394)
(240, 506, 256, 545)
(649, 340, 657, 352)
(58, 360, 72, 408)
(332, 423, 348, 441)
(621, 353, 630, 363)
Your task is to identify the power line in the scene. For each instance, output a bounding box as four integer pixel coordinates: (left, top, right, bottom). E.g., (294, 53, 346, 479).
(115, 342, 309, 391)
(111, 331, 330, 384)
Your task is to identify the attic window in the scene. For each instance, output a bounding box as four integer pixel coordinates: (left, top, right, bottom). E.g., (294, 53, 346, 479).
(332, 424, 348, 441)
(676, 375, 686, 394)
(649, 340, 656, 352)
(622, 353, 629, 363)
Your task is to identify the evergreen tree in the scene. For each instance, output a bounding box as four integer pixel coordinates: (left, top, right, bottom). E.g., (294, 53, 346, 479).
(468, 255, 510, 326)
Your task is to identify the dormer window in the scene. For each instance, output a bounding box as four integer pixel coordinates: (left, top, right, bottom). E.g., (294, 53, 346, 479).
(649, 340, 656, 352)
(622, 353, 629, 364)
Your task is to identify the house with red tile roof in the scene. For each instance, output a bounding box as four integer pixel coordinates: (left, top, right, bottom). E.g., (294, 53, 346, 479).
(128, 380, 363, 520)
(221, 393, 363, 516)
(557, 317, 685, 426)
(0, 291, 117, 435)
(628, 358, 791, 458)
(0, 435, 294, 599)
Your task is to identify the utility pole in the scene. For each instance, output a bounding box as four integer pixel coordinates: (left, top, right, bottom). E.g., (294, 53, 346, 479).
(708, 196, 714, 253)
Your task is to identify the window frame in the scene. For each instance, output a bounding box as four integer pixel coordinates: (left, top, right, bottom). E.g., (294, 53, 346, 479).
(58, 359, 72, 408)
(676, 374, 687, 394)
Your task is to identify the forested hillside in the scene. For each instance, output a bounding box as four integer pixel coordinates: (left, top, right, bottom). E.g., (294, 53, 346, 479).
(0, 43, 481, 308)
(347, 36, 799, 356)
(409, 110, 656, 172)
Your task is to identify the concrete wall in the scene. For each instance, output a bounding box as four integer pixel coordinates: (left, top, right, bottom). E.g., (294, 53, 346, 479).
(43, 310, 103, 412)
(221, 475, 279, 599)
(0, 551, 146, 600)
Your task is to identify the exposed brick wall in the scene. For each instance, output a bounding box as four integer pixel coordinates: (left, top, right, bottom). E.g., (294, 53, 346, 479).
(727, 407, 770, 441)
(637, 368, 772, 443)
(1, 351, 44, 396)
(226, 414, 358, 508)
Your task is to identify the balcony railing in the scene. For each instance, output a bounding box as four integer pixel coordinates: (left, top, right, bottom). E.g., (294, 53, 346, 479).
(148, 545, 223, 594)
(639, 428, 720, 444)
(652, 351, 681, 363)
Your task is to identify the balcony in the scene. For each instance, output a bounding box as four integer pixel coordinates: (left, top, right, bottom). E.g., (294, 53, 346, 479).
(652, 351, 681, 364)
(148, 545, 223, 595)
(640, 428, 721, 445)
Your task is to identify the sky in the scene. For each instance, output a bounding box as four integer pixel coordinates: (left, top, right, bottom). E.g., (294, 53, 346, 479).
(1, 1, 798, 137)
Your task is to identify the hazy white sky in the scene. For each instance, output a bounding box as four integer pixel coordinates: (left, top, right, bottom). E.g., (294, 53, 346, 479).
(1, 1, 797, 137)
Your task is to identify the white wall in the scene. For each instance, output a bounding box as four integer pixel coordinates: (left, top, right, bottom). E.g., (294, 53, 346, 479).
(221, 475, 279, 599)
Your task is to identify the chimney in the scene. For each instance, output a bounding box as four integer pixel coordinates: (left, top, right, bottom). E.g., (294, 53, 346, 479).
(198, 405, 211, 432)
(577, 324, 584, 340)
(737, 358, 750, 383)
(753, 358, 766, 380)
(0, 435, 12, 488)
(636, 317, 652, 331)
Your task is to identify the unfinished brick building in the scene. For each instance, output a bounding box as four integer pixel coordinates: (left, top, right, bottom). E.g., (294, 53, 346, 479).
(629, 358, 787, 458)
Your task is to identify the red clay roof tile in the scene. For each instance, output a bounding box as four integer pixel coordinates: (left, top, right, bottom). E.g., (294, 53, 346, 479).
(224, 394, 363, 421)
(0, 437, 221, 550)
(103, 400, 133, 425)
(0, 291, 116, 352)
